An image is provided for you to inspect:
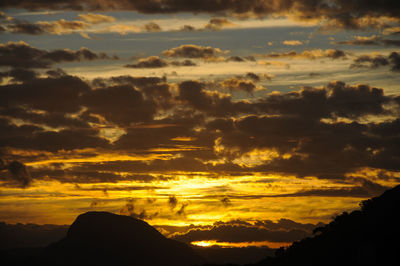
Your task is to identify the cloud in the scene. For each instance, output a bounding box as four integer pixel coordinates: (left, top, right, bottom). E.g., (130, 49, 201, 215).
(220, 196, 231, 207)
(0, 41, 117, 68)
(170, 59, 197, 66)
(0, 74, 90, 113)
(100, 24, 141, 34)
(179, 25, 197, 32)
(0, 68, 37, 82)
(244, 72, 273, 82)
(125, 56, 197, 68)
(162, 44, 226, 59)
(204, 18, 235, 31)
(335, 35, 400, 46)
(6, 21, 46, 35)
(1, 61, 399, 187)
(263, 49, 348, 60)
(119, 198, 158, 220)
(176, 202, 188, 216)
(350, 52, 400, 72)
(225, 56, 256, 62)
(6, 19, 90, 35)
(381, 39, 400, 47)
(4, 13, 115, 35)
(334, 35, 381, 46)
(168, 196, 178, 209)
(125, 56, 169, 68)
(171, 222, 314, 244)
(219, 77, 259, 95)
(0, 159, 32, 188)
(2, 0, 399, 31)
(78, 13, 116, 24)
(143, 22, 162, 32)
(177, 80, 254, 116)
(283, 40, 303, 46)
(81, 84, 156, 125)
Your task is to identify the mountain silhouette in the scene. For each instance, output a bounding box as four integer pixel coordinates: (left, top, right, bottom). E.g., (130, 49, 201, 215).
(2, 185, 399, 266)
(250, 184, 400, 266)
(38, 211, 205, 266)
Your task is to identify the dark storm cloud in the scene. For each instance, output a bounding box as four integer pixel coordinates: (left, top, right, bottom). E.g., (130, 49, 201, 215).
(0, 41, 117, 68)
(162, 44, 225, 59)
(350, 52, 400, 72)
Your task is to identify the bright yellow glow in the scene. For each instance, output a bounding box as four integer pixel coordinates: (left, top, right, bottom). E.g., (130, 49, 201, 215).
(170, 136, 197, 142)
(191, 240, 291, 249)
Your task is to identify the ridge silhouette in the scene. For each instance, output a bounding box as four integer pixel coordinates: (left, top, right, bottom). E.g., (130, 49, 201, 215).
(20, 211, 204, 266)
(249, 184, 400, 266)
(1, 185, 399, 266)
(44, 211, 205, 266)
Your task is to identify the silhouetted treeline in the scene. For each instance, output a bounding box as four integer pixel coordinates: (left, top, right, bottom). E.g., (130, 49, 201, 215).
(249, 184, 400, 266)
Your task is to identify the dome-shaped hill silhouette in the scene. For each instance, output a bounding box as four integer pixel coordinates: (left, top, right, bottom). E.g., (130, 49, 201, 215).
(40, 211, 205, 266)
(251, 184, 400, 266)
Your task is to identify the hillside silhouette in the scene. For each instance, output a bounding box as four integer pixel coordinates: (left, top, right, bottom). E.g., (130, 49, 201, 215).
(250, 184, 400, 266)
(1, 185, 399, 266)
(1, 212, 204, 266)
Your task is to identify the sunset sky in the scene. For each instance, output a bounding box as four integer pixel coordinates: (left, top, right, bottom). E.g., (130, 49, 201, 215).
(1, 0, 400, 248)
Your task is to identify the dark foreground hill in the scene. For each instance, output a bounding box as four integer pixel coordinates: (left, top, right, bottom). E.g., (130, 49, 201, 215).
(251, 184, 400, 266)
(1, 211, 205, 266)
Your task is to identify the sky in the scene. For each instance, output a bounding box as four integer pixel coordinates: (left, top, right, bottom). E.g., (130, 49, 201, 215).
(1, 0, 400, 249)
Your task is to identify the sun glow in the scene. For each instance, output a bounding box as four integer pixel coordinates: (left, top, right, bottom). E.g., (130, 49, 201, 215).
(191, 240, 291, 249)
